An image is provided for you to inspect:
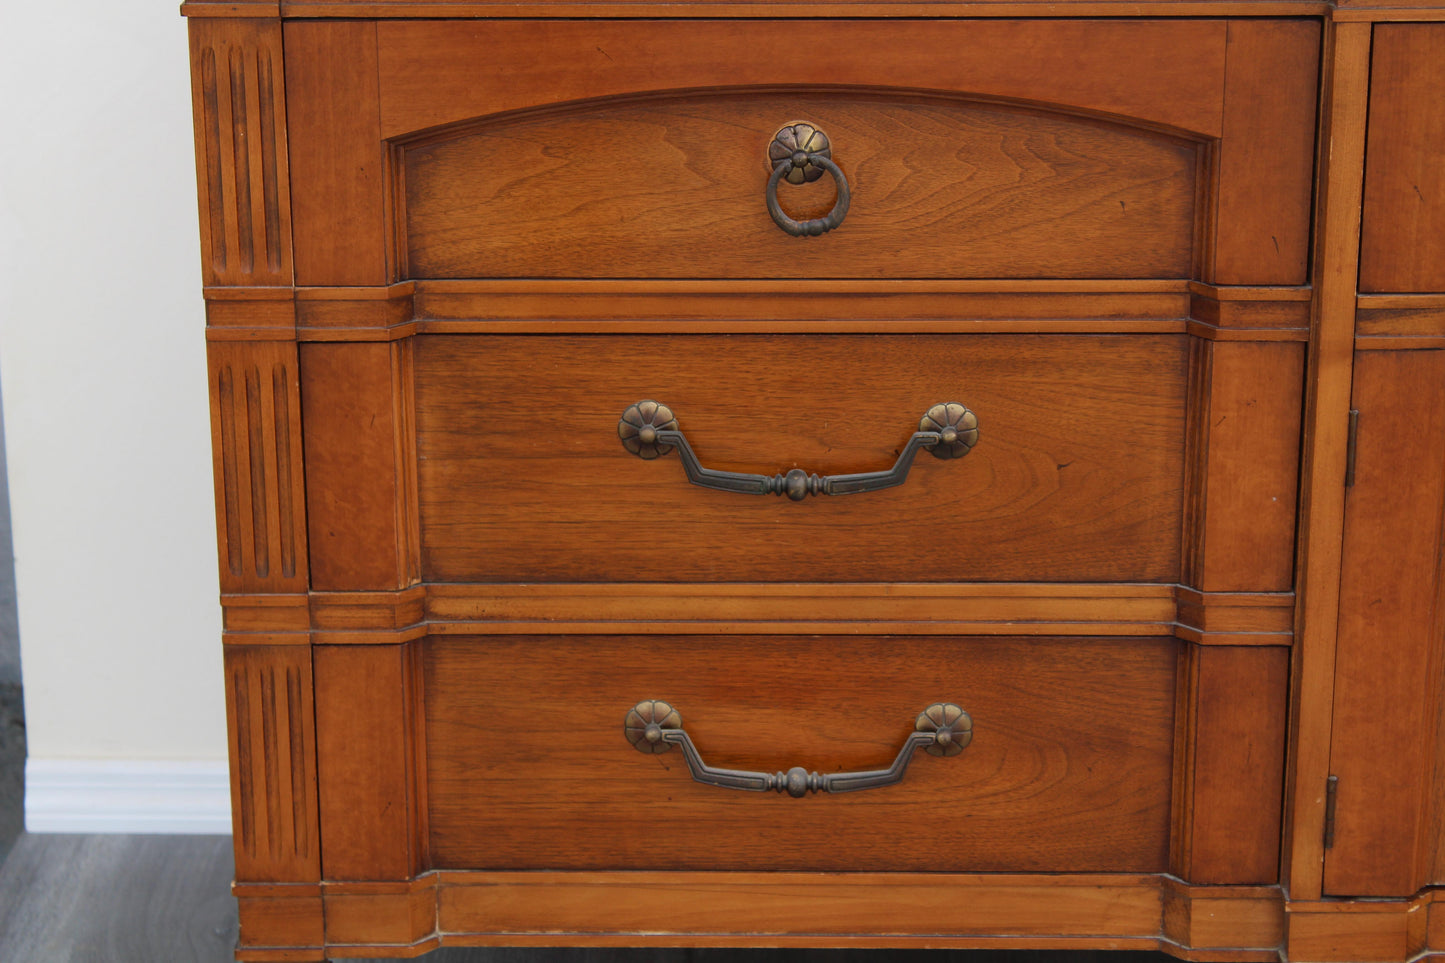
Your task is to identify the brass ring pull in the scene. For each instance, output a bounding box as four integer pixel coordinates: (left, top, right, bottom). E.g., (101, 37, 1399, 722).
(765, 122, 850, 237)
(625, 701, 972, 797)
(618, 401, 978, 501)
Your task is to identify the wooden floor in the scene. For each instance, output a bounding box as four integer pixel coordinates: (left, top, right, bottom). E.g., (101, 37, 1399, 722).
(0, 833, 1177, 963)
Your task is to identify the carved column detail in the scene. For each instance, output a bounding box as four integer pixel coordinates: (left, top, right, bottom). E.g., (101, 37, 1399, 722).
(188, 18, 292, 287)
(226, 645, 320, 884)
(208, 341, 308, 594)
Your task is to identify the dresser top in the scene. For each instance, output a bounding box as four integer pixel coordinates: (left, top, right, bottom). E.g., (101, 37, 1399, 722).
(180, 0, 1442, 18)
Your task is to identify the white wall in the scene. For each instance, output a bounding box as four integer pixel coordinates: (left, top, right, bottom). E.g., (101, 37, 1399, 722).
(0, 0, 228, 814)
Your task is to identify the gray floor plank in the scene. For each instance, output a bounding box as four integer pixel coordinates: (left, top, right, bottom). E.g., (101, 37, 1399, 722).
(0, 833, 238, 962)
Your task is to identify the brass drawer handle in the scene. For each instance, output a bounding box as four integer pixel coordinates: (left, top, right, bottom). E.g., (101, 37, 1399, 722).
(618, 401, 978, 501)
(766, 122, 850, 237)
(625, 701, 971, 797)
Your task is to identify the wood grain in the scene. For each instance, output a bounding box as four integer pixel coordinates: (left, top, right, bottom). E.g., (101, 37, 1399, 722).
(1326, 351, 1445, 898)
(1286, 899, 1432, 963)
(205, 286, 296, 337)
(283, 21, 387, 286)
(300, 342, 420, 591)
(425, 634, 1177, 872)
(415, 334, 1187, 583)
(375, 20, 1228, 141)
(324, 878, 437, 947)
(188, 18, 292, 287)
(208, 341, 307, 595)
(404, 93, 1199, 280)
(1209, 19, 1320, 285)
(1180, 340, 1304, 593)
(234, 884, 325, 957)
(1285, 20, 1371, 902)
(1359, 24, 1445, 293)
(1171, 645, 1289, 884)
(1161, 879, 1285, 953)
(314, 644, 429, 881)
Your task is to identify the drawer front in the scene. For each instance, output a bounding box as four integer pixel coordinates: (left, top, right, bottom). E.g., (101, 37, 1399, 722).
(404, 90, 1200, 280)
(424, 634, 1178, 872)
(413, 332, 1187, 583)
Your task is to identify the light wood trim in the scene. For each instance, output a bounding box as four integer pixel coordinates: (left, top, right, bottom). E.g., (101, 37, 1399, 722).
(261, 0, 1329, 17)
(1174, 587, 1295, 646)
(1334, 7, 1445, 19)
(233, 883, 325, 960)
(1286, 20, 1373, 901)
(1162, 878, 1286, 953)
(232, 871, 1284, 957)
(324, 877, 438, 948)
(415, 278, 1191, 329)
(425, 582, 1176, 635)
(184, 2, 282, 14)
(219, 583, 1294, 643)
(175, 1, 1445, 20)
(1356, 294, 1445, 348)
(433, 872, 1279, 957)
(210, 279, 1320, 339)
(1286, 893, 1443, 963)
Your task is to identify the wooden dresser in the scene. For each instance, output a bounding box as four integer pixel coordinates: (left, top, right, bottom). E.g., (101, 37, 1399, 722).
(184, 2, 1445, 959)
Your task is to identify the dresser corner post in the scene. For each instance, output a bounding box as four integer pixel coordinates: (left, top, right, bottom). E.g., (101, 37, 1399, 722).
(225, 642, 325, 958)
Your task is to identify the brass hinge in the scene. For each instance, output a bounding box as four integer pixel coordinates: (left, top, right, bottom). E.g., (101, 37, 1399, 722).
(1324, 774, 1339, 849)
(1345, 410, 1360, 488)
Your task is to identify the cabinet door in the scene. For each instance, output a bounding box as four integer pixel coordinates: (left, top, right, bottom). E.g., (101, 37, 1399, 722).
(1325, 350, 1445, 897)
(1328, 23, 1445, 898)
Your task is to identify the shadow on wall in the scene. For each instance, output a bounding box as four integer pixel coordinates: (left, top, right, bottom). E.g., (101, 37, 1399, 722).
(0, 381, 25, 866)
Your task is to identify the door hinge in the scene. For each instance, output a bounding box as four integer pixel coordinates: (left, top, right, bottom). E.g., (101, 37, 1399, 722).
(1345, 410, 1360, 488)
(1324, 774, 1339, 849)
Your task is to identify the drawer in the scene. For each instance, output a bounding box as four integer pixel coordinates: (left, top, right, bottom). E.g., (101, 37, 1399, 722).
(407, 332, 1187, 584)
(423, 634, 1178, 873)
(285, 18, 1319, 286)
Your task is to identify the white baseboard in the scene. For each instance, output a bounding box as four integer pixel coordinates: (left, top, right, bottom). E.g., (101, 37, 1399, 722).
(25, 758, 232, 834)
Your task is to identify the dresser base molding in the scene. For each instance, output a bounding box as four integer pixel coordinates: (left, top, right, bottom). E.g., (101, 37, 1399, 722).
(1285, 893, 1445, 963)
(234, 873, 1285, 961)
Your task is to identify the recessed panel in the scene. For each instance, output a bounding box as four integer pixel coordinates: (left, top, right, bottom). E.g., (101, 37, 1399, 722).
(404, 93, 1199, 279)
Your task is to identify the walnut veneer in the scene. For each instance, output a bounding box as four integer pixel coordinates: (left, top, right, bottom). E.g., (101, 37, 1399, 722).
(185, 4, 1445, 960)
